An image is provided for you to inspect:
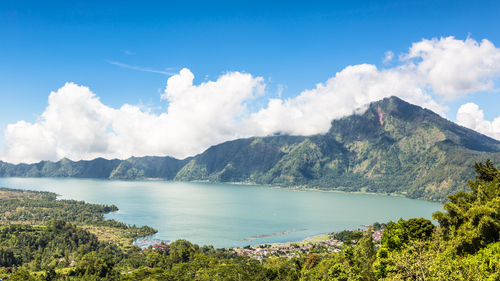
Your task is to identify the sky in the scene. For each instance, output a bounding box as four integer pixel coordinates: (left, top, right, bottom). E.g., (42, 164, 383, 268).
(1, 0, 500, 164)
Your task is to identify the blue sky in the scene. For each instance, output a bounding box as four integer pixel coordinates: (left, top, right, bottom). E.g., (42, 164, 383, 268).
(1, 0, 500, 164)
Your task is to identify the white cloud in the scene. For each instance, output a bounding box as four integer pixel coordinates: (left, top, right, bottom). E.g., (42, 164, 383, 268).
(401, 37, 500, 100)
(247, 63, 447, 136)
(277, 84, 285, 98)
(1, 70, 265, 163)
(456, 103, 500, 140)
(3, 83, 115, 163)
(2, 37, 500, 164)
(383, 50, 394, 64)
(247, 36, 500, 136)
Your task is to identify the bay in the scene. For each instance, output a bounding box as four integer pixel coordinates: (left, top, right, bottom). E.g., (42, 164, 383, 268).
(0, 177, 442, 248)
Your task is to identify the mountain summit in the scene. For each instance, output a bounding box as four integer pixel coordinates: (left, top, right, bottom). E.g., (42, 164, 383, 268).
(1, 96, 499, 202)
(174, 96, 500, 201)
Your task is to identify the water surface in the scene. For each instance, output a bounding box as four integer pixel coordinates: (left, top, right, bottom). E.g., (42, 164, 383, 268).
(0, 178, 442, 248)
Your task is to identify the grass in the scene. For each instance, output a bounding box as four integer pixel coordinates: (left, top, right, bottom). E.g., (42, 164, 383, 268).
(0, 190, 45, 200)
(80, 225, 136, 247)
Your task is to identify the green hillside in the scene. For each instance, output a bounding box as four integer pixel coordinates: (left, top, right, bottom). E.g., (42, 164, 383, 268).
(174, 97, 500, 201)
(0, 156, 191, 180)
(2, 96, 500, 202)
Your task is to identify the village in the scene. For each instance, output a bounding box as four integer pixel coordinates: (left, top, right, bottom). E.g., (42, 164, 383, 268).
(229, 226, 384, 260)
(133, 225, 385, 261)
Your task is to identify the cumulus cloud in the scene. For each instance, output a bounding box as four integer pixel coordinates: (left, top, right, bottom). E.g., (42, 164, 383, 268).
(402, 37, 500, 100)
(247, 63, 446, 136)
(456, 103, 500, 140)
(1, 36, 500, 164)
(246, 36, 500, 136)
(1, 70, 265, 164)
(3, 84, 114, 164)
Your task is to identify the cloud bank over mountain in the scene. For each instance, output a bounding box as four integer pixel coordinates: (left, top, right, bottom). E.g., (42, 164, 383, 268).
(2, 36, 500, 164)
(456, 103, 500, 140)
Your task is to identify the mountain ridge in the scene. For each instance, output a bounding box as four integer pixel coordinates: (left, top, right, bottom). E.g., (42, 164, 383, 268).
(2, 96, 500, 202)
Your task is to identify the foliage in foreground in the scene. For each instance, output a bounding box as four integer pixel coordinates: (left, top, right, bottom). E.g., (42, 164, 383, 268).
(375, 159, 500, 280)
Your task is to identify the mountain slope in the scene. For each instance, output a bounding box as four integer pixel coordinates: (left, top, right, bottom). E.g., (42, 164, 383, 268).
(2, 96, 500, 202)
(0, 156, 192, 180)
(175, 96, 500, 201)
(328, 97, 500, 200)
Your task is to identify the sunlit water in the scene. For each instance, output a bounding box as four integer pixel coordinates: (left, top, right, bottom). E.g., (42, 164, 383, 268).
(0, 178, 442, 248)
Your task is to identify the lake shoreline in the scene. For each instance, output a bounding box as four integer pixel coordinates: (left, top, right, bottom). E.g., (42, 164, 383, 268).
(1, 177, 436, 202)
(212, 181, 419, 200)
(0, 177, 443, 249)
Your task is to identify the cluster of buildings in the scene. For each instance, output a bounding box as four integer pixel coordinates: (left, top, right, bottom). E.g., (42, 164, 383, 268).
(230, 226, 385, 260)
(372, 229, 383, 241)
(231, 238, 343, 260)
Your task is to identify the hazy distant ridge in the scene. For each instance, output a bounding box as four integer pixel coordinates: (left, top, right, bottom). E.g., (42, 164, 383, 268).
(0, 156, 191, 180)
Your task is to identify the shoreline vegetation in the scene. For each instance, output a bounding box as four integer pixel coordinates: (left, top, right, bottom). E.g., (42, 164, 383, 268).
(0, 187, 157, 246)
(274, 186, 409, 197)
(162, 178, 412, 199)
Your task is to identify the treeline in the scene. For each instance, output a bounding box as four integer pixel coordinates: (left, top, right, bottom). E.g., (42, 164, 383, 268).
(0, 218, 156, 280)
(0, 220, 105, 269)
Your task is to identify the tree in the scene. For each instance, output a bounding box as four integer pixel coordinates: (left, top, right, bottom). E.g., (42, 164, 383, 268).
(303, 253, 320, 269)
(379, 217, 435, 252)
(352, 227, 376, 280)
(7, 268, 42, 281)
(432, 159, 500, 254)
(375, 160, 500, 279)
(374, 218, 436, 279)
(167, 239, 198, 264)
(74, 251, 115, 278)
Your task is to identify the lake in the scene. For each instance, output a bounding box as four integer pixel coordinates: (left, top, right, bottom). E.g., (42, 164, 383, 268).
(0, 177, 442, 248)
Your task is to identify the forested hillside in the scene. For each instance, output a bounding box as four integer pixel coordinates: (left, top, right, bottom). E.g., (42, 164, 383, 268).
(2, 97, 500, 202)
(175, 97, 500, 201)
(0, 156, 191, 180)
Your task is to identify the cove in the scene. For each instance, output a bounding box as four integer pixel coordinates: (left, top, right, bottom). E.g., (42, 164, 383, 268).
(0, 177, 442, 248)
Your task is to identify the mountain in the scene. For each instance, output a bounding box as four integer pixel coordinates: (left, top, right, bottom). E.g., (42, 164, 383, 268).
(174, 96, 500, 201)
(0, 156, 192, 180)
(1, 96, 500, 202)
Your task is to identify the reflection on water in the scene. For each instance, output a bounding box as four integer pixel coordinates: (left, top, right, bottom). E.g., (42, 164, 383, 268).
(0, 177, 442, 248)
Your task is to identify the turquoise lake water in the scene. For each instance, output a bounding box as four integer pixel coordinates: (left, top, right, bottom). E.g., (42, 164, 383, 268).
(0, 178, 442, 248)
